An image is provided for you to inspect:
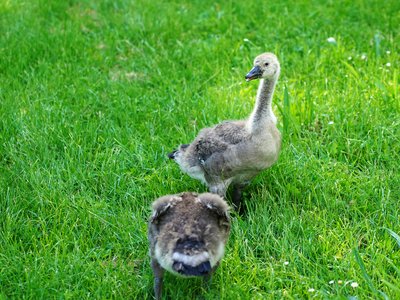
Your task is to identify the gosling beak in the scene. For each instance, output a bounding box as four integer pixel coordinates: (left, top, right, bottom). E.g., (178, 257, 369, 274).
(245, 65, 262, 81)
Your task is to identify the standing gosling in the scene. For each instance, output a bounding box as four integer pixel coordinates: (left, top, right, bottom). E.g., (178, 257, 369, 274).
(168, 53, 281, 210)
(148, 192, 231, 299)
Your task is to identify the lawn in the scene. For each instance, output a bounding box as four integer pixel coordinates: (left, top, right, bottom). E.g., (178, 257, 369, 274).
(0, 0, 399, 299)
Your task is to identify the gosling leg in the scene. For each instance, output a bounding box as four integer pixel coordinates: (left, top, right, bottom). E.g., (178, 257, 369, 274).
(203, 262, 220, 289)
(232, 184, 247, 215)
(151, 259, 164, 300)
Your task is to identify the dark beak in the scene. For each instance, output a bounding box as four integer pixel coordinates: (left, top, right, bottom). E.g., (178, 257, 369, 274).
(245, 65, 262, 81)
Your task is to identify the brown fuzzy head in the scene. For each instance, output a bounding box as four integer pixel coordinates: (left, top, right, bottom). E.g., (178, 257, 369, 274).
(148, 192, 230, 277)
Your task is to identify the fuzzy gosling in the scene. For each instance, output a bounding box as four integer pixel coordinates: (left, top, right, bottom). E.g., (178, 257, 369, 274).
(148, 192, 231, 299)
(168, 53, 282, 211)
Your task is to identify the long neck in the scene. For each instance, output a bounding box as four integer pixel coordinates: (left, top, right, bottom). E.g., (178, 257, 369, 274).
(247, 77, 277, 132)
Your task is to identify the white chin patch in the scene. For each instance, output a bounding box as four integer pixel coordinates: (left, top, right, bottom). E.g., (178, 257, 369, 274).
(172, 252, 210, 267)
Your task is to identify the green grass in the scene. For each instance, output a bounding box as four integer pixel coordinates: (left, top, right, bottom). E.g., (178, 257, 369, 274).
(0, 0, 399, 298)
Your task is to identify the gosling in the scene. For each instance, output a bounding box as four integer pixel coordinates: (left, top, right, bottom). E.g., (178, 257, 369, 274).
(148, 192, 231, 299)
(168, 53, 282, 211)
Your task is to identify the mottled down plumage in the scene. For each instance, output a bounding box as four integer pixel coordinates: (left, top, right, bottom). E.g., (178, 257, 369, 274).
(148, 192, 231, 299)
(169, 53, 282, 209)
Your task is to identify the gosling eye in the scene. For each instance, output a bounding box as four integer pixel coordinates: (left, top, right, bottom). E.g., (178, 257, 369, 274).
(264, 62, 269, 67)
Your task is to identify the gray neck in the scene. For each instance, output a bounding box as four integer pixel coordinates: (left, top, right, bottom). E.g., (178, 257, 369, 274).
(247, 77, 277, 131)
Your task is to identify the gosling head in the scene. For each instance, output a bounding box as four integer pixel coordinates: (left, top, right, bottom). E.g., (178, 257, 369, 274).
(148, 192, 231, 299)
(245, 52, 280, 81)
(148, 192, 231, 277)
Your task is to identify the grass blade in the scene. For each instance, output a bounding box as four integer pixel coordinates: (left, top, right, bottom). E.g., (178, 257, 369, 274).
(374, 32, 382, 57)
(380, 279, 400, 293)
(342, 61, 360, 79)
(353, 248, 389, 300)
(283, 86, 290, 136)
(384, 227, 400, 248)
